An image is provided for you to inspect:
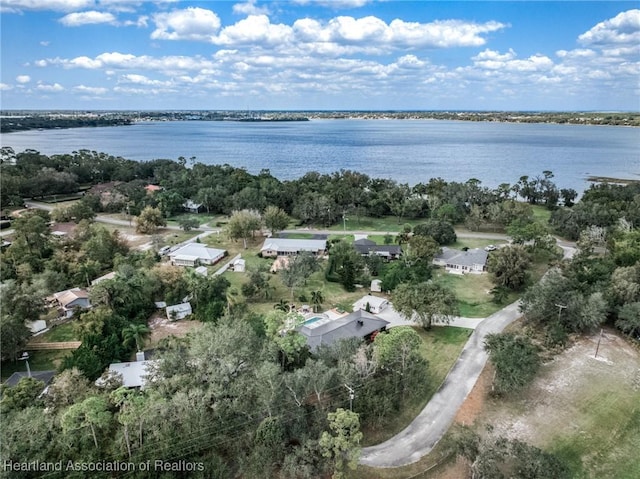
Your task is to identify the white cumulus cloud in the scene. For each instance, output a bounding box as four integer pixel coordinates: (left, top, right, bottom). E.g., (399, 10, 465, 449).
(233, 0, 269, 16)
(15, 75, 31, 83)
(36, 82, 64, 91)
(578, 9, 640, 46)
(151, 7, 221, 41)
(59, 10, 116, 26)
(73, 84, 108, 94)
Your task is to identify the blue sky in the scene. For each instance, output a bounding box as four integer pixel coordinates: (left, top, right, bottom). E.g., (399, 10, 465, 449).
(1, 1, 638, 110)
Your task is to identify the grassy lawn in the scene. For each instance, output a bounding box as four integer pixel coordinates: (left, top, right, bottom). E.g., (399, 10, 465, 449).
(434, 270, 510, 318)
(0, 351, 69, 380)
(29, 322, 77, 343)
(166, 212, 226, 227)
(531, 204, 552, 226)
(362, 327, 472, 446)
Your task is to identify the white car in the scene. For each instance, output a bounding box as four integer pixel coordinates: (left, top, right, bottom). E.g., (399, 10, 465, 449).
(484, 244, 497, 251)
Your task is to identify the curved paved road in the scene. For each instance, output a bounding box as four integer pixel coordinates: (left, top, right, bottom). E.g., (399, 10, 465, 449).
(359, 300, 522, 467)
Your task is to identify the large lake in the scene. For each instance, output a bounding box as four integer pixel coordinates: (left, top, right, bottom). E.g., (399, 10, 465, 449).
(2, 119, 638, 192)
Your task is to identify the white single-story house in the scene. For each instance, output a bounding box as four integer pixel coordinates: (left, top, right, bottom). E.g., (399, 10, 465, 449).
(353, 295, 389, 315)
(261, 238, 327, 258)
(370, 279, 382, 293)
(433, 247, 488, 274)
(166, 302, 192, 321)
(353, 239, 402, 260)
(168, 243, 226, 267)
(104, 352, 157, 388)
(231, 258, 246, 273)
(51, 288, 91, 318)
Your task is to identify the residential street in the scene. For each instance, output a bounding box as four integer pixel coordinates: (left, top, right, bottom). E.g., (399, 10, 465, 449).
(359, 300, 523, 467)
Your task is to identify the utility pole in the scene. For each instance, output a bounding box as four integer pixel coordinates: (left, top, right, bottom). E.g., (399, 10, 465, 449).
(594, 328, 604, 358)
(555, 303, 567, 324)
(342, 211, 347, 232)
(344, 384, 355, 411)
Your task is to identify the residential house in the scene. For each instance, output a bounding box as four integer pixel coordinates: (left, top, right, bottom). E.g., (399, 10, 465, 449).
(168, 243, 226, 267)
(433, 247, 488, 274)
(353, 238, 402, 260)
(166, 302, 192, 321)
(260, 238, 327, 258)
(103, 352, 156, 388)
(353, 294, 389, 314)
(3, 371, 56, 395)
(183, 200, 204, 213)
(297, 310, 389, 351)
(51, 288, 91, 318)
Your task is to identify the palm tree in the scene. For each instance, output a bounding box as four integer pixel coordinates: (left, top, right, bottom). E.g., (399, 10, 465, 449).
(274, 299, 289, 312)
(225, 287, 242, 316)
(311, 290, 324, 313)
(122, 323, 151, 352)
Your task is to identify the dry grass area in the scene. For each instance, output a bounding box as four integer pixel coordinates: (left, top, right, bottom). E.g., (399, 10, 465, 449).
(432, 329, 640, 479)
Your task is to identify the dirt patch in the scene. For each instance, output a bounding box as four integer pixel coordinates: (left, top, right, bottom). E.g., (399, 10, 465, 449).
(454, 362, 493, 427)
(147, 311, 203, 347)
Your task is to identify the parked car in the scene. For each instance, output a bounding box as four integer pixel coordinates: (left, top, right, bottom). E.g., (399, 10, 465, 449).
(484, 244, 497, 251)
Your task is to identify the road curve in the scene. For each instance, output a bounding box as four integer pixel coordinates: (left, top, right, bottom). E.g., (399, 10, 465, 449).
(359, 300, 522, 468)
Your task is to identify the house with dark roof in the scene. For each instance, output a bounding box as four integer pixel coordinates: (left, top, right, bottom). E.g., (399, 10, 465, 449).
(433, 247, 488, 274)
(261, 238, 327, 258)
(297, 310, 389, 351)
(3, 370, 56, 389)
(353, 238, 402, 260)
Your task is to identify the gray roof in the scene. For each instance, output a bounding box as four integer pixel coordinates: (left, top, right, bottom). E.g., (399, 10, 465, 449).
(297, 310, 389, 351)
(4, 371, 56, 388)
(169, 243, 225, 261)
(435, 247, 488, 267)
(353, 239, 402, 256)
(261, 238, 327, 252)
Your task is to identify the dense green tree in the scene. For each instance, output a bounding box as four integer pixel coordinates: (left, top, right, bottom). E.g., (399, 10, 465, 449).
(412, 219, 457, 245)
(135, 206, 166, 234)
(62, 396, 112, 450)
(319, 408, 363, 479)
(0, 377, 45, 413)
(488, 245, 532, 291)
(485, 333, 541, 395)
(392, 281, 458, 329)
(264, 205, 290, 236)
(227, 209, 262, 249)
(178, 217, 200, 231)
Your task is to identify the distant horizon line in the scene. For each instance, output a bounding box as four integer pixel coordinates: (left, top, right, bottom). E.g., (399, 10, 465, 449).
(1, 109, 639, 114)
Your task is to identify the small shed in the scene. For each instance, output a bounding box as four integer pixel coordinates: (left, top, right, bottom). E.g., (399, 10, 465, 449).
(166, 302, 192, 321)
(27, 320, 47, 334)
(232, 258, 246, 273)
(194, 266, 208, 277)
(370, 279, 382, 293)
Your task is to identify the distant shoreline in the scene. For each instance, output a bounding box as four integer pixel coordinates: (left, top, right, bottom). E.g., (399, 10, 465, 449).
(587, 176, 640, 185)
(1, 110, 639, 133)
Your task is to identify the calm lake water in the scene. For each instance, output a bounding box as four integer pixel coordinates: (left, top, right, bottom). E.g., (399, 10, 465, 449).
(2, 119, 638, 193)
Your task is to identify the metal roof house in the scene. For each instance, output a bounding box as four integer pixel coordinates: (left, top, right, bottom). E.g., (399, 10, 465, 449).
(261, 238, 327, 258)
(433, 247, 489, 274)
(168, 243, 226, 267)
(104, 352, 157, 388)
(297, 310, 389, 351)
